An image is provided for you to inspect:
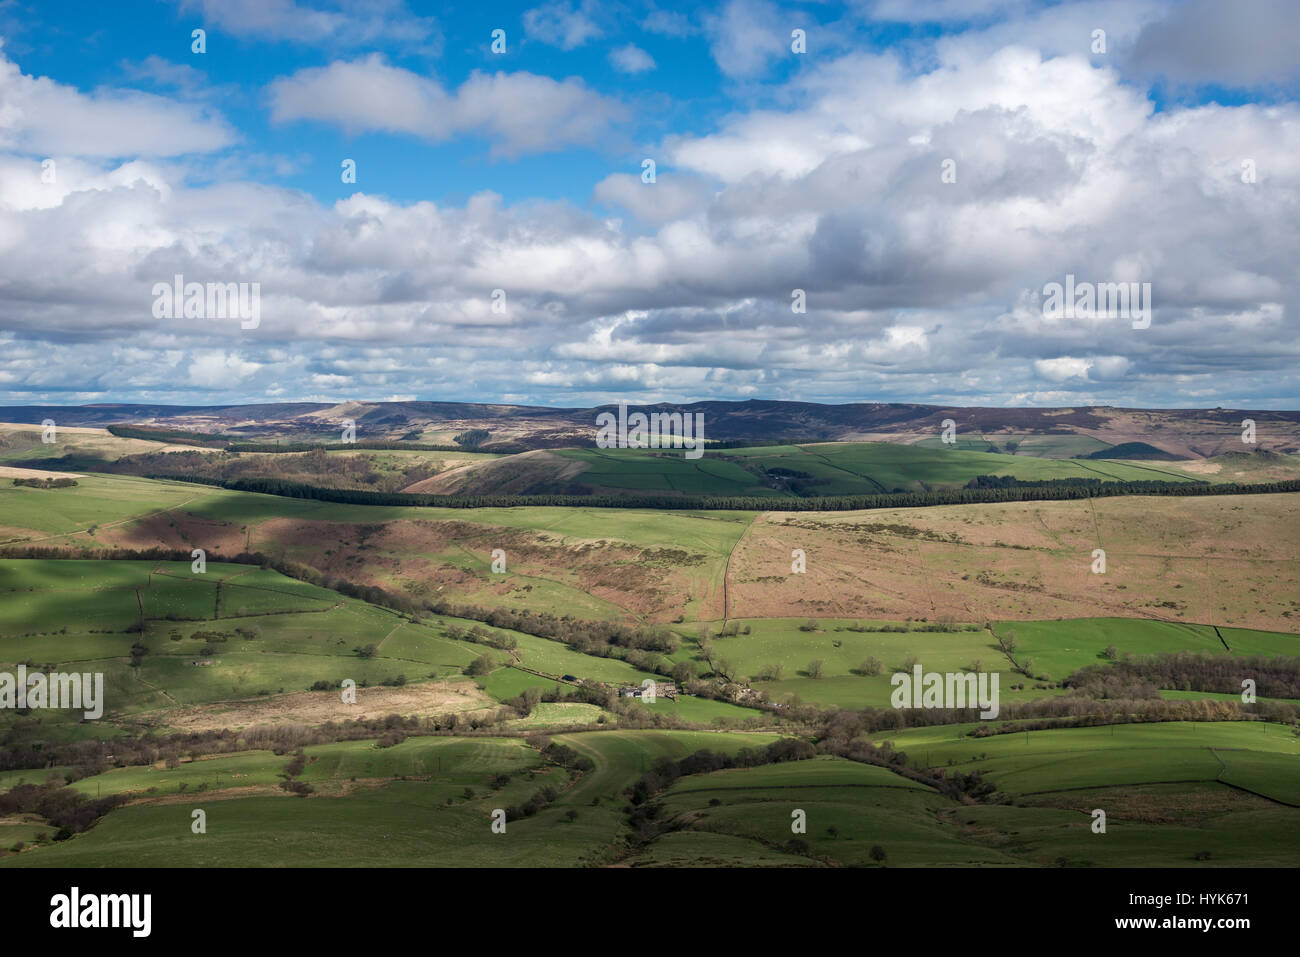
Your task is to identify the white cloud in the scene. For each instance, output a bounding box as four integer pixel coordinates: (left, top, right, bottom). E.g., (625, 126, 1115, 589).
(593, 173, 711, 223)
(187, 352, 262, 388)
(705, 0, 791, 79)
(1128, 0, 1300, 88)
(268, 56, 625, 157)
(643, 6, 697, 37)
(0, 47, 234, 158)
(175, 0, 439, 50)
(1, 19, 1298, 409)
(522, 1, 603, 49)
(609, 44, 656, 74)
(1034, 356, 1131, 382)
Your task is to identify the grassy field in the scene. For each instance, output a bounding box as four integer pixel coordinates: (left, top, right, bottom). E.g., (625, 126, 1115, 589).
(0, 423, 184, 465)
(874, 721, 1300, 803)
(665, 616, 1299, 709)
(0, 556, 772, 743)
(1, 716, 1296, 867)
(4, 473, 1296, 632)
(629, 722, 1300, 867)
(0, 473, 221, 539)
(643, 756, 1010, 867)
(994, 618, 1300, 683)
(0, 557, 491, 740)
(2, 729, 781, 867)
(0, 452, 1296, 869)
(544, 442, 1198, 498)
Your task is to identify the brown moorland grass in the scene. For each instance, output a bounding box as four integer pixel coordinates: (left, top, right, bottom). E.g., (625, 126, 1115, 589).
(12, 481, 1297, 630)
(725, 493, 1300, 630)
(152, 678, 496, 733)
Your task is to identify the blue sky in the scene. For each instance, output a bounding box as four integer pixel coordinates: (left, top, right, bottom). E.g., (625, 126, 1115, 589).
(0, 0, 1298, 409)
(8, 0, 808, 206)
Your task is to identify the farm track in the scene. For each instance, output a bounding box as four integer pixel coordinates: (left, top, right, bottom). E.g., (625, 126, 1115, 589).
(722, 513, 759, 623)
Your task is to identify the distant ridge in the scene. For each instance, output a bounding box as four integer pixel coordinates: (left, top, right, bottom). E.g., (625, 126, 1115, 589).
(0, 400, 1296, 457)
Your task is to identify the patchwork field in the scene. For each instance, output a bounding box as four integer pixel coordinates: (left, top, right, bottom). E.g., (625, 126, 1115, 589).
(660, 616, 1299, 709)
(4, 476, 1297, 634)
(0, 448, 1295, 871)
(5, 720, 1292, 868)
(1, 730, 781, 867)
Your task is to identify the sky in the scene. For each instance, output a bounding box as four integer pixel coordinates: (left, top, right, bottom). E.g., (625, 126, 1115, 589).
(0, 0, 1297, 410)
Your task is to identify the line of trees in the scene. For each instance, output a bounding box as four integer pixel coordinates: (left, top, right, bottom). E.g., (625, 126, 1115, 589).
(131, 472, 1300, 512)
(11, 477, 77, 489)
(627, 738, 816, 806)
(106, 424, 231, 446)
(1066, 651, 1300, 700)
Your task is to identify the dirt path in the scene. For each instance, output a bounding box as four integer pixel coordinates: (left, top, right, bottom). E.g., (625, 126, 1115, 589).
(722, 512, 760, 623)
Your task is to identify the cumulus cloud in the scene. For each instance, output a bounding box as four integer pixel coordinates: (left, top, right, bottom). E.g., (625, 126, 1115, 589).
(267, 56, 625, 157)
(609, 44, 656, 74)
(1127, 0, 1300, 89)
(175, 0, 439, 50)
(862, 0, 1033, 22)
(593, 173, 712, 223)
(705, 0, 792, 79)
(522, 1, 603, 49)
(1, 6, 1298, 409)
(0, 47, 234, 158)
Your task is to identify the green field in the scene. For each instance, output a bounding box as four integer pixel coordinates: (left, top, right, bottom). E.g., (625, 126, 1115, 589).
(678, 617, 1300, 709)
(550, 442, 1198, 498)
(0, 473, 221, 539)
(2, 714, 1297, 867)
(0, 454, 1295, 870)
(0, 558, 484, 737)
(874, 721, 1300, 803)
(2, 730, 781, 867)
(994, 618, 1300, 683)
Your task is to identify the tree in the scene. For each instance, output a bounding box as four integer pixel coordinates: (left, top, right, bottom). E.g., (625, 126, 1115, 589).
(870, 845, 887, 863)
(355, 643, 378, 658)
(859, 656, 883, 676)
(671, 661, 698, 684)
(807, 659, 825, 680)
(466, 653, 495, 676)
